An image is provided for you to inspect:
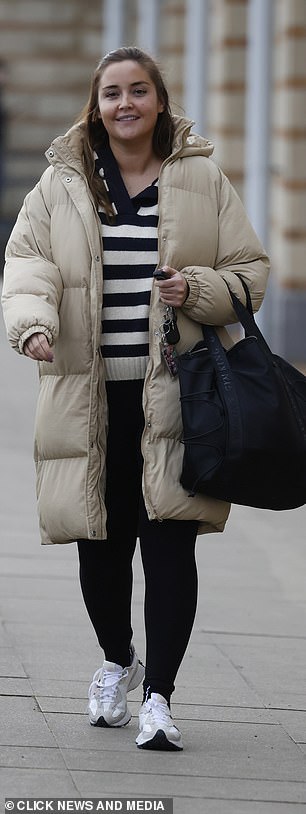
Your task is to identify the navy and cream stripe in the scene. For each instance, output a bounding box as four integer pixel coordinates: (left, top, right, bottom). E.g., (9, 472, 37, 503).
(94, 146, 158, 381)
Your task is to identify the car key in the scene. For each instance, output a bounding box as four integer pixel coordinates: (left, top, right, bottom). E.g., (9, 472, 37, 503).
(153, 268, 170, 280)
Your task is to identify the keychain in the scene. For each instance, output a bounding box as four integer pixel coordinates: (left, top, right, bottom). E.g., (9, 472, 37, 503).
(153, 269, 180, 377)
(159, 306, 180, 378)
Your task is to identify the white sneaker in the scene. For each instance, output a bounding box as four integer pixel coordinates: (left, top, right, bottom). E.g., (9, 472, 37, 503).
(136, 692, 183, 750)
(88, 646, 145, 727)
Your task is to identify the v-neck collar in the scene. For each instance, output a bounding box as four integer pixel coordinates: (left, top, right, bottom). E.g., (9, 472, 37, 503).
(95, 145, 158, 215)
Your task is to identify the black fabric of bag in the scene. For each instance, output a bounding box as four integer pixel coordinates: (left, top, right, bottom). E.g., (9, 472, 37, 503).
(178, 279, 306, 510)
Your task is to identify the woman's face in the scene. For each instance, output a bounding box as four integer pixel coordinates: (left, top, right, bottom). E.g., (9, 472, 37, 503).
(98, 60, 164, 149)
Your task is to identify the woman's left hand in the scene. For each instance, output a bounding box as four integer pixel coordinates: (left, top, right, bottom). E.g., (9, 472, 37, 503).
(154, 266, 189, 307)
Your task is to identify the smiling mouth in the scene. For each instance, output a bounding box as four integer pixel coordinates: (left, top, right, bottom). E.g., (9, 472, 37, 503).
(116, 115, 139, 121)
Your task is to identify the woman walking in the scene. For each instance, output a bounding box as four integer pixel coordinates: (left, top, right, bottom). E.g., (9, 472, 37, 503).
(1, 47, 269, 750)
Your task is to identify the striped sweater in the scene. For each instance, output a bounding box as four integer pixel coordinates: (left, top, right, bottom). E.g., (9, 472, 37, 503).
(95, 147, 158, 381)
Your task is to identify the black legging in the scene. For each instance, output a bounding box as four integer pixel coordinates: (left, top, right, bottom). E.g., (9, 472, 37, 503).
(77, 380, 198, 702)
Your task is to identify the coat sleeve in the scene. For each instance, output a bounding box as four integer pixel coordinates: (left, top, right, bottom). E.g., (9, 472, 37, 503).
(1, 170, 63, 353)
(181, 168, 270, 326)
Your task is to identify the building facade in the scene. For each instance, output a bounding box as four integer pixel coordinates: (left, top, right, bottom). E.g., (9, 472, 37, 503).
(0, 0, 306, 360)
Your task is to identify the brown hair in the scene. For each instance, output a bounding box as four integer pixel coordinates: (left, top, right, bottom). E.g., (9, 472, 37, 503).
(76, 47, 175, 218)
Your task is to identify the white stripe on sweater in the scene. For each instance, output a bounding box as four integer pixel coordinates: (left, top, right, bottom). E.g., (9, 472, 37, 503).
(102, 224, 158, 238)
(103, 250, 158, 265)
(102, 331, 149, 346)
(102, 304, 150, 320)
(103, 277, 154, 294)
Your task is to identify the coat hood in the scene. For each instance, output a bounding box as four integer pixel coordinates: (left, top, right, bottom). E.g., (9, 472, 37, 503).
(171, 115, 214, 158)
(45, 114, 214, 172)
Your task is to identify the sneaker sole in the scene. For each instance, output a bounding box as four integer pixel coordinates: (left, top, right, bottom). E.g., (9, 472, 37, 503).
(136, 729, 183, 751)
(90, 712, 131, 728)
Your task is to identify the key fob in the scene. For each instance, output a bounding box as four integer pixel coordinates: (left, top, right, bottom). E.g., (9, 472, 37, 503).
(153, 268, 170, 280)
(165, 321, 180, 344)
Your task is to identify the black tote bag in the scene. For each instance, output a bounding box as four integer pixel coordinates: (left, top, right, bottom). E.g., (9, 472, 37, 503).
(177, 280, 306, 510)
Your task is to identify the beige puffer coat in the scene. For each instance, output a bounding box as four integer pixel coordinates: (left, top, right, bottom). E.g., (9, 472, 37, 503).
(2, 116, 269, 544)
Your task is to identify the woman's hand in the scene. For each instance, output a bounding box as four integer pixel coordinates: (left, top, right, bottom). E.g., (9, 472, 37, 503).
(23, 332, 54, 362)
(154, 266, 189, 308)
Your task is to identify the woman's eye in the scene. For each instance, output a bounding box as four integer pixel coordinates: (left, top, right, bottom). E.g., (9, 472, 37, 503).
(103, 87, 146, 99)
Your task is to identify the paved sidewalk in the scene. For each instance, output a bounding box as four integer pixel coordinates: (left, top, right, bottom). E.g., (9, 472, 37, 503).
(1, 309, 306, 813)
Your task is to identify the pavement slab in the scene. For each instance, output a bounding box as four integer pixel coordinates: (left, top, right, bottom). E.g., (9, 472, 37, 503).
(0, 648, 27, 678)
(69, 771, 306, 802)
(0, 622, 10, 646)
(271, 708, 306, 743)
(265, 693, 306, 711)
(36, 696, 87, 714)
(0, 599, 86, 627)
(130, 701, 276, 724)
(0, 745, 68, 769)
(216, 639, 306, 710)
(26, 678, 90, 699)
(0, 576, 80, 605)
(0, 696, 57, 747)
(57, 719, 306, 781)
(0, 767, 79, 797)
(171, 683, 264, 707)
(0, 677, 34, 696)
